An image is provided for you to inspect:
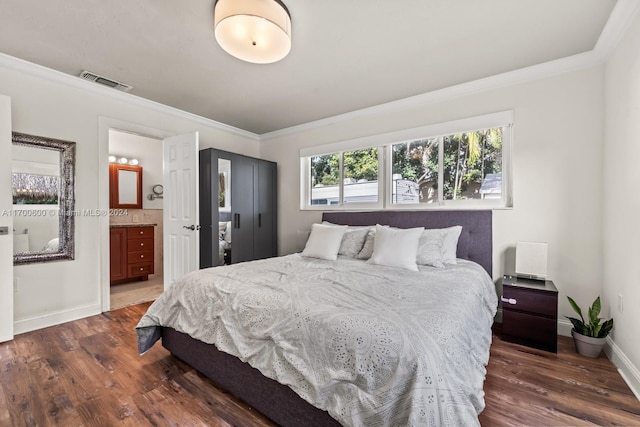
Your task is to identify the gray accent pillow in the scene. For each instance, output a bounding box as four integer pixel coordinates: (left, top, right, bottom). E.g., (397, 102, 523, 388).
(441, 226, 462, 264)
(338, 228, 370, 258)
(417, 228, 446, 268)
(356, 229, 376, 260)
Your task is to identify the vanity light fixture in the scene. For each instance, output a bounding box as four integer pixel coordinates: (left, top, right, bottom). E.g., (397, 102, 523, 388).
(109, 155, 139, 166)
(214, 0, 292, 64)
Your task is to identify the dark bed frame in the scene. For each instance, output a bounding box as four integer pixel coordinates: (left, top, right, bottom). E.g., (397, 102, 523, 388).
(161, 210, 493, 426)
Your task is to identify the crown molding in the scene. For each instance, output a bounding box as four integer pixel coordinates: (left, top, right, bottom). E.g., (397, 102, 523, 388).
(0, 52, 260, 141)
(261, 0, 640, 141)
(593, 0, 640, 60)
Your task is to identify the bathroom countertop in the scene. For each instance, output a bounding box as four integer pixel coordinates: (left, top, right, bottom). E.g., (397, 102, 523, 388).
(110, 223, 157, 228)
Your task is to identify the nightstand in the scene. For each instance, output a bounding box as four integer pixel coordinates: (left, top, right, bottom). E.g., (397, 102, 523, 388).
(501, 275, 558, 353)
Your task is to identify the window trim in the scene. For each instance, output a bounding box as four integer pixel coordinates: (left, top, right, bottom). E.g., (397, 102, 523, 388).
(300, 111, 513, 210)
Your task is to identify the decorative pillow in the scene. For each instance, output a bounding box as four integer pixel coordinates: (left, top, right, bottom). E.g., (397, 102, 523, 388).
(322, 221, 370, 258)
(417, 229, 446, 268)
(301, 223, 347, 260)
(338, 228, 369, 258)
(367, 225, 423, 271)
(356, 228, 376, 260)
(441, 226, 462, 264)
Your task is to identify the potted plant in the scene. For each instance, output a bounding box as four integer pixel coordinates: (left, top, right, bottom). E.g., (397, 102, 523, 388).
(566, 296, 614, 358)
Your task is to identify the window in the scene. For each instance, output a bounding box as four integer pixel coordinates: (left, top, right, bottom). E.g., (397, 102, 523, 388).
(310, 153, 339, 205)
(308, 149, 380, 206)
(343, 148, 379, 204)
(391, 138, 438, 205)
(301, 112, 512, 210)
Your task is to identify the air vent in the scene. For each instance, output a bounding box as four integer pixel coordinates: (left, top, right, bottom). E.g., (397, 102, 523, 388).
(79, 71, 133, 92)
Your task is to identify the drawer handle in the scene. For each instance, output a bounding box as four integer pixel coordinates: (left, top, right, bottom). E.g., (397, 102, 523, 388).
(140, 255, 144, 258)
(501, 296, 517, 305)
(140, 267, 144, 271)
(140, 243, 144, 247)
(140, 231, 144, 235)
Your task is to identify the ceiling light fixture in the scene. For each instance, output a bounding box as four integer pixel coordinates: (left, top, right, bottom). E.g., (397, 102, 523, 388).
(214, 0, 291, 64)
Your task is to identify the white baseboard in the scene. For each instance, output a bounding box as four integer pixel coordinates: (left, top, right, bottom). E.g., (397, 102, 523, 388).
(14, 304, 102, 335)
(604, 338, 640, 401)
(557, 318, 573, 337)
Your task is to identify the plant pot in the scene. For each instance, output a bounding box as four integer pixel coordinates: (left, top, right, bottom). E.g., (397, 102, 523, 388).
(571, 329, 606, 358)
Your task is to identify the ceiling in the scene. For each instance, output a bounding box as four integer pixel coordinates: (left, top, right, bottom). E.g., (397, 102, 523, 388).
(0, 0, 617, 135)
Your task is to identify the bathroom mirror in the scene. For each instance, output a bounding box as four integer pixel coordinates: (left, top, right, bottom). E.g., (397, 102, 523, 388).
(12, 132, 76, 265)
(109, 163, 142, 209)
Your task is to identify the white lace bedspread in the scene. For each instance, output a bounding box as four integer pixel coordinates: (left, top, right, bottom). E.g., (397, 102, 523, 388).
(136, 254, 497, 426)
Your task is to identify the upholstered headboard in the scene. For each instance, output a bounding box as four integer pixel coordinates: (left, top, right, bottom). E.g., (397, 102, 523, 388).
(322, 210, 493, 277)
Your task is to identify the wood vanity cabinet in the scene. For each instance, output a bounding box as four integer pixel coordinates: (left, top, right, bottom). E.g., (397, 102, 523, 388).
(110, 226, 154, 284)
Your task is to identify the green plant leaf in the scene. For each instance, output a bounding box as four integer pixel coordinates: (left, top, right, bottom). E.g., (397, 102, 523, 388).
(599, 319, 614, 338)
(566, 316, 586, 335)
(592, 322, 602, 337)
(590, 297, 601, 322)
(567, 296, 585, 323)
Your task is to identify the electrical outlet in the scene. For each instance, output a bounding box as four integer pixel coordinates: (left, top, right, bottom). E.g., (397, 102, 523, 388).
(618, 294, 623, 313)
(132, 215, 139, 223)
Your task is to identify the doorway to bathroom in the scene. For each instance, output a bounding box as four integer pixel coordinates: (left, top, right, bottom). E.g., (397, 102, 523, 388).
(108, 129, 164, 310)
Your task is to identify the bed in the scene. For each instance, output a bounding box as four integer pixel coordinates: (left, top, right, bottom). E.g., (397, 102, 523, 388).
(137, 210, 496, 426)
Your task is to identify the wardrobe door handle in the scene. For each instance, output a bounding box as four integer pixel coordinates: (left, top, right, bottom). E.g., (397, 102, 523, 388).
(258, 213, 262, 227)
(234, 213, 240, 229)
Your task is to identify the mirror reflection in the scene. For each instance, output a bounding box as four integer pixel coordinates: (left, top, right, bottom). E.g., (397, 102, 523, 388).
(12, 132, 76, 265)
(12, 145, 61, 254)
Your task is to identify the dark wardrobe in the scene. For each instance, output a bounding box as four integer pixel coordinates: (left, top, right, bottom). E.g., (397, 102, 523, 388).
(199, 148, 278, 268)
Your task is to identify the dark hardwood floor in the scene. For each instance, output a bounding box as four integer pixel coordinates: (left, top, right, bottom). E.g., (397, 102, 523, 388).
(0, 303, 638, 426)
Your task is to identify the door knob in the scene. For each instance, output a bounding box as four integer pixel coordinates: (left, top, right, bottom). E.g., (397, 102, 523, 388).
(183, 225, 201, 231)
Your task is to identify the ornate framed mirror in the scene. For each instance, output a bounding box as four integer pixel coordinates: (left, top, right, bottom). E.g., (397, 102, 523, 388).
(12, 132, 76, 265)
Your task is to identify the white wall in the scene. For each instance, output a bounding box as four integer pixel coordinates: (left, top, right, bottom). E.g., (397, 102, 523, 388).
(0, 54, 259, 333)
(261, 66, 605, 328)
(0, 94, 13, 342)
(108, 129, 164, 210)
(603, 10, 640, 394)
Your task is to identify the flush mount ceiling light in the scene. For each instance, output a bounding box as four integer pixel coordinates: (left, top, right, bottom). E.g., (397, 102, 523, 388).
(214, 0, 291, 64)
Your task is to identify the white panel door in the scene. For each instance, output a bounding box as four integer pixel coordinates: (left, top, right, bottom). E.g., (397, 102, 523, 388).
(0, 95, 13, 343)
(163, 132, 199, 288)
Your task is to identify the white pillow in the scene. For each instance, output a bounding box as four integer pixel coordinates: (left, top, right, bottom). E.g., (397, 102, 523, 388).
(417, 229, 446, 268)
(367, 225, 423, 271)
(302, 223, 347, 260)
(441, 226, 462, 264)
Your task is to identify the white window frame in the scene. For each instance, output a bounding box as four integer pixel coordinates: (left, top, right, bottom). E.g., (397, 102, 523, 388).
(301, 148, 384, 210)
(300, 111, 513, 210)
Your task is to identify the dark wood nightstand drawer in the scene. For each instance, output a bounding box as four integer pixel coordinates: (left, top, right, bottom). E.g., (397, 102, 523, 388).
(503, 310, 557, 352)
(503, 286, 557, 317)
